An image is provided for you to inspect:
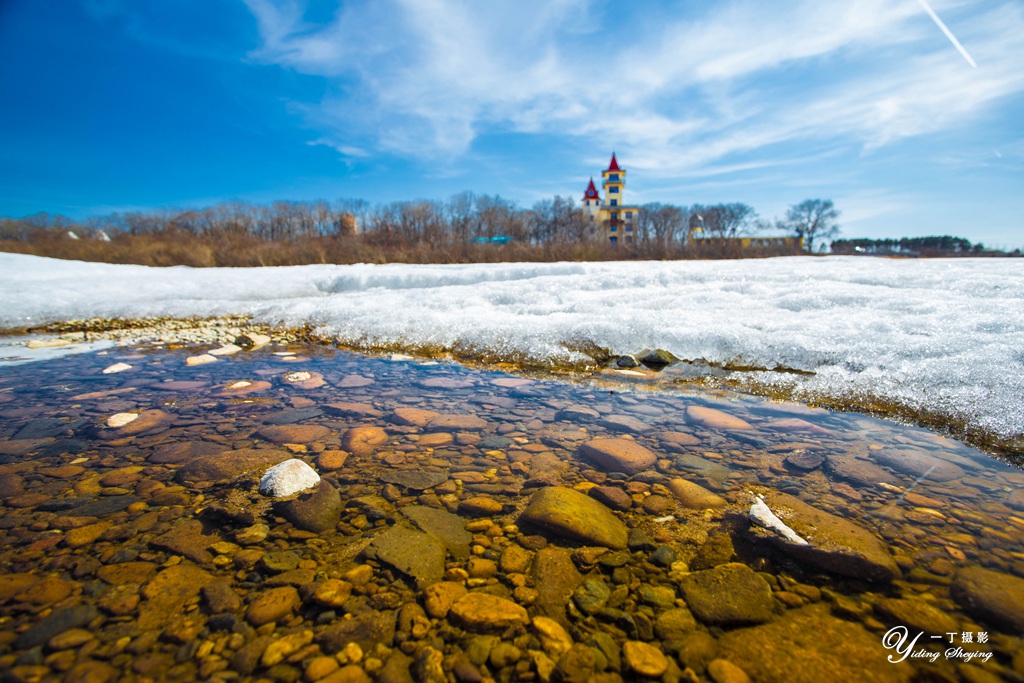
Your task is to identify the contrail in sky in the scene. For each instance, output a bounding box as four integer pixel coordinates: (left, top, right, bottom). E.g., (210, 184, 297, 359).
(915, 0, 978, 68)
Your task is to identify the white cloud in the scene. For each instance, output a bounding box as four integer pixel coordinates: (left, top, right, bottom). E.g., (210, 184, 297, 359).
(243, 0, 1024, 175)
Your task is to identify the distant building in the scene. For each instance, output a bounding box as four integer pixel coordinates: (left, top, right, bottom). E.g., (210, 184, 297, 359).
(582, 153, 639, 245)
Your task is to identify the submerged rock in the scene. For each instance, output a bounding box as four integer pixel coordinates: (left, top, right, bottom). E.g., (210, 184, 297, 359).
(520, 486, 629, 549)
(449, 593, 529, 632)
(276, 481, 342, 533)
(259, 458, 321, 497)
(951, 566, 1024, 631)
(677, 563, 775, 626)
(667, 477, 726, 509)
(578, 438, 657, 475)
(685, 405, 753, 431)
(716, 604, 912, 683)
(750, 490, 900, 582)
(366, 524, 446, 588)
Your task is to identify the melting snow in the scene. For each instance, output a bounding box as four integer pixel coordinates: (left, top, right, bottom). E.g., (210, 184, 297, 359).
(1, 252, 1021, 439)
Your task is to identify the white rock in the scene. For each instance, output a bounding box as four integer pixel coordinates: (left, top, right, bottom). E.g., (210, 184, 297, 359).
(283, 371, 312, 383)
(102, 362, 133, 374)
(259, 459, 321, 498)
(106, 412, 139, 428)
(186, 354, 218, 366)
(208, 343, 242, 356)
(749, 494, 809, 546)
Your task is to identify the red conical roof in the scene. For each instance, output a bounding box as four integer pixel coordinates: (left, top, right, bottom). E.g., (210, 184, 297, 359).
(583, 178, 599, 200)
(606, 153, 621, 172)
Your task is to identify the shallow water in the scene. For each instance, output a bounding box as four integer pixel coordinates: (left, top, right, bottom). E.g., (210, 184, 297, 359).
(0, 342, 1022, 683)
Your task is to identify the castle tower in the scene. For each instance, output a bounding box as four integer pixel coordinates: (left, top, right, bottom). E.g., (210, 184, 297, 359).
(601, 153, 626, 210)
(582, 178, 601, 224)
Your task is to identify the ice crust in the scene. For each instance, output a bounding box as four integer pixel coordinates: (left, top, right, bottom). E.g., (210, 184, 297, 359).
(2, 253, 1022, 439)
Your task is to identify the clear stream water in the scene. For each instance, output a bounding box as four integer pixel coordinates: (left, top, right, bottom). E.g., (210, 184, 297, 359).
(0, 342, 1022, 683)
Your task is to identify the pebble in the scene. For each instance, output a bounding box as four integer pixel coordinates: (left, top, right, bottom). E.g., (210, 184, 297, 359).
(449, 593, 529, 632)
(245, 586, 301, 626)
(622, 640, 669, 677)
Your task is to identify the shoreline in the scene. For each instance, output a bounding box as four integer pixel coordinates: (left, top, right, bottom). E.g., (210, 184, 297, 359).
(3, 315, 1021, 467)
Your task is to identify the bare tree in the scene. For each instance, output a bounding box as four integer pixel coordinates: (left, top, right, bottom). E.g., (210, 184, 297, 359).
(780, 199, 840, 252)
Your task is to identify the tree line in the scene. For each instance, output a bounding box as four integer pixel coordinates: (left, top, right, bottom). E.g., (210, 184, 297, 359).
(0, 194, 839, 267)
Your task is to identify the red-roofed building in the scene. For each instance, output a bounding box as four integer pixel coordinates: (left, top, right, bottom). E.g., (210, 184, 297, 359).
(582, 153, 639, 245)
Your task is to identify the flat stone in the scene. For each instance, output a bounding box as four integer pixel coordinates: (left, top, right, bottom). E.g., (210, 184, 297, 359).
(870, 448, 966, 482)
(426, 414, 488, 432)
(366, 524, 446, 588)
(667, 478, 726, 509)
(259, 458, 321, 497)
(256, 424, 332, 444)
(340, 426, 389, 457)
(175, 448, 290, 484)
(678, 563, 775, 626)
(380, 470, 449, 491)
(685, 406, 753, 430)
(597, 415, 651, 434)
(716, 604, 912, 683)
(825, 452, 900, 487)
(555, 405, 600, 421)
(751, 491, 899, 583)
(276, 481, 343, 533)
(401, 505, 472, 560)
(262, 407, 324, 425)
(578, 438, 657, 475)
(449, 593, 529, 632)
(390, 408, 441, 427)
(246, 586, 301, 626)
(951, 566, 1024, 631)
(149, 440, 224, 464)
(520, 486, 628, 549)
(323, 402, 382, 419)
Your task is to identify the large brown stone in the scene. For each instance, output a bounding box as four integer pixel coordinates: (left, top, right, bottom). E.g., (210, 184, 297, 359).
(678, 563, 774, 626)
(245, 586, 301, 626)
(449, 593, 529, 632)
(390, 408, 440, 427)
(870, 448, 966, 483)
(577, 438, 657, 475)
(751, 491, 899, 582)
(175, 448, 290, 484)
(520, 486, 628, 549)
(685, 406, 753, 430)
(256, 424, 332, 445)
(276, 481, 343, 533)
(426, 414, 488, 432)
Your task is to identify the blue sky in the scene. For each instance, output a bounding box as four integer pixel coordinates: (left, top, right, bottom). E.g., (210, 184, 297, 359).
(1, 0, 1022, 248)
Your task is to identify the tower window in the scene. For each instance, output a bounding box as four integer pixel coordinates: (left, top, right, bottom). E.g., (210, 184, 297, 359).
(610, 225, 617, 232)
(608, 186, 618, 193)
(610, 199, 618, 206)
(608, 174, 619, 181)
